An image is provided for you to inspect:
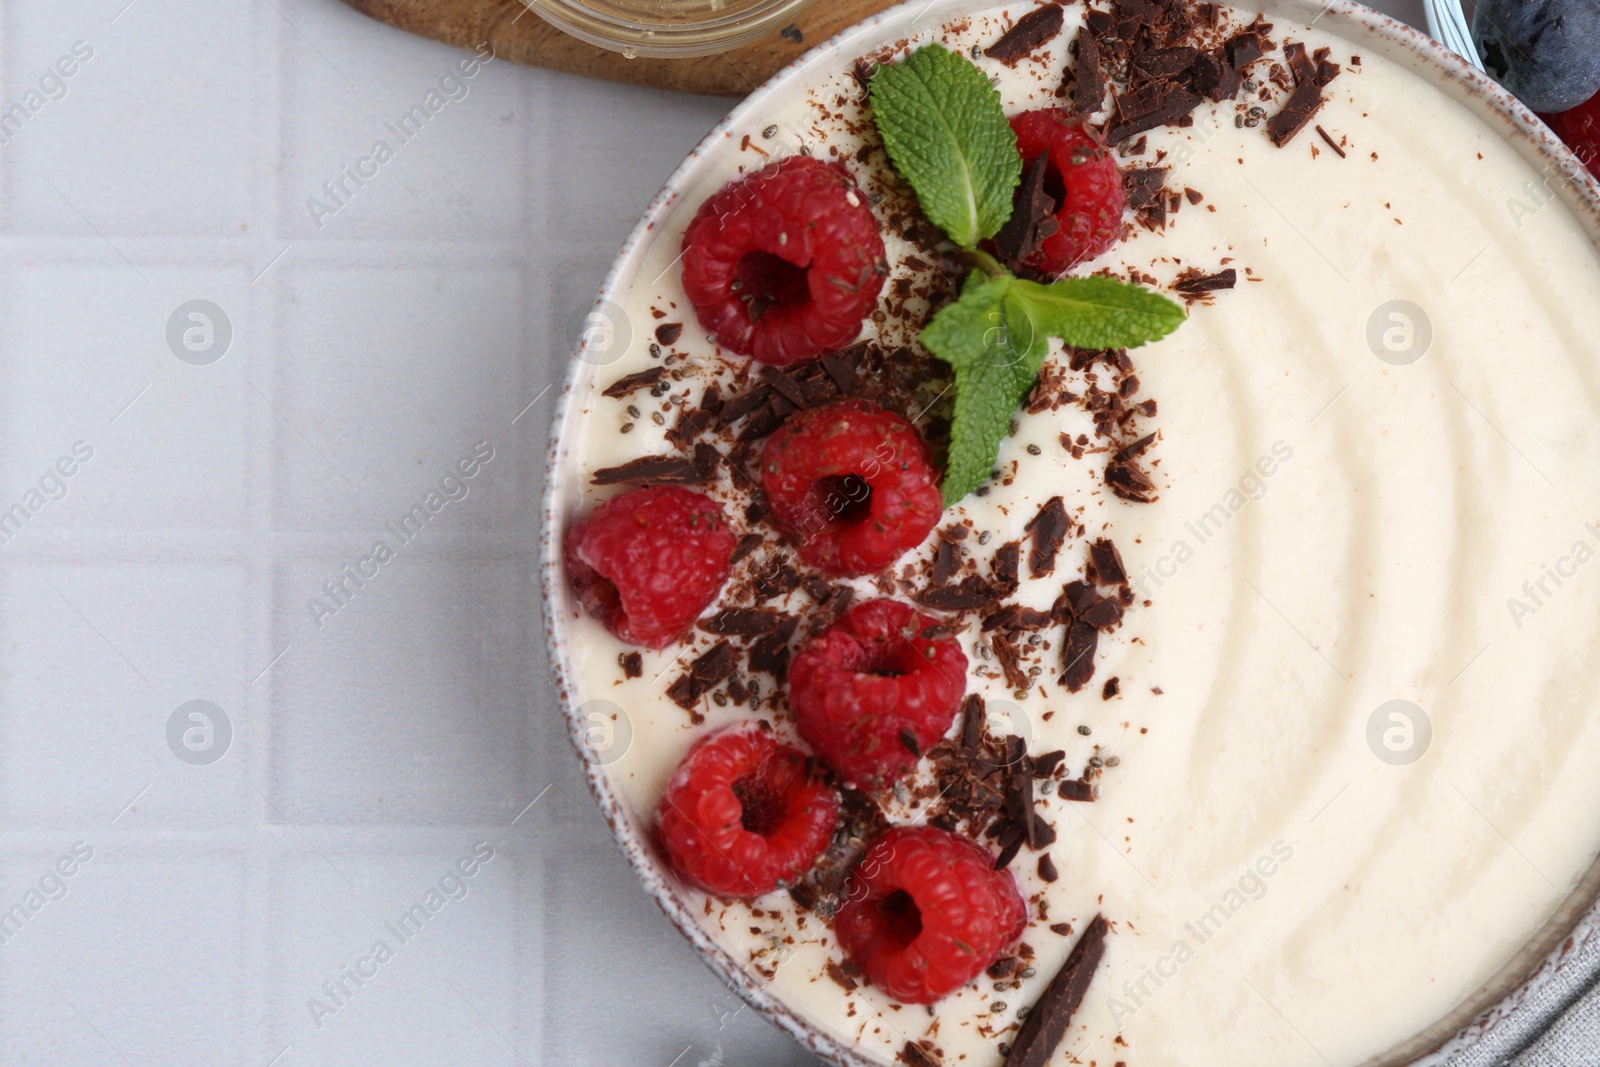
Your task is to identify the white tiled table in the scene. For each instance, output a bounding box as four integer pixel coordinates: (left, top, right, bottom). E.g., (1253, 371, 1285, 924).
(0, 1, 1426, 1065)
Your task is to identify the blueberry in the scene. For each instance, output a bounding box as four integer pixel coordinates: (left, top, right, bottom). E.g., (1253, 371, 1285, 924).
(1473, 0, 1600, 112)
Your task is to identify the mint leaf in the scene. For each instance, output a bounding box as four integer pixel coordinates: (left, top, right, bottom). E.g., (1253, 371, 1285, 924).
(1010, 275, 1187, 349)
(921, 272, 1045, 504)
(868, 44, 1021, 249)
(921, 272, 1186, 504)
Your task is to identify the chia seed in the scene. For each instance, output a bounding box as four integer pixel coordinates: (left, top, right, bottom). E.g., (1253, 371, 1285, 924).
(1078, 724, 1092, 736)
(762, 124, 778, 138)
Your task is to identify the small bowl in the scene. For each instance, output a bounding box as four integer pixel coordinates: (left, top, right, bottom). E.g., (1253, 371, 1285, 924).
(520, 0, 819, 57)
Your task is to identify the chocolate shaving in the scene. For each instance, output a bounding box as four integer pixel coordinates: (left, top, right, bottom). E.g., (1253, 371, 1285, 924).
(759, 365, 811, 410)
(1225, 30, 1266, 69)
(1057, 779, 1096, 802)
(1025, 496, 1070, 577)
(621, 652, 642, 679)
(1115, 432, 1157, 462)
(898, 1041, 939, 1067)
(1123, 167, 1168, 207)
(1102, 675, 1121, 699)
(1088, 537, 1128, 587)
(821, 355, 856, 395)
(667, 641, 737, 710)
(1033, 750, 1066, 777)
(591, 447, 715, 486)
(827, 960, 860, 993)
(1123, 166, 1169, 230)
(1105, 455, 1156, 502)
(1008, 762, 1040, 847)
(754, 558, 801, 600)
(665, 395, 718, 450)
(994, 822, 1027, 870)
(932, 538, 962, 586)
(961, 693, 987, 749)
(747, 617, 798, 678)
(654, 322, 683, 345)
(731, 532, 764, 562)
(993, 632, 1031, 692)
(801, 575, 834, 605)
(1190, 49, 1241, 100)
(995, 153, 1060, 265)
(1072, 20, 1106, 117)
(917, 578, 999, 611)
(1060, 620, 1099, 693)
(1081, 596, 1125, 631)
(1266, 79, 1324, 147)
(601, 367, 666, 398)
(1130, 45, 1198, 81)
(991, 541, 1021, 597)
(698, 608, 780, 637)
(988, 956, 1021, 980)
(1316, 124, 1346, 157)
(716, 383, 775, 428)
(1283, 40, 1316, 83)
(984, 2, 1065, 64)
(1175, 268, 1236, 292)
(1107, 83, 1201, 144)
(1004, 915, 1110, 1067)
(1038, 853, 1059, 882)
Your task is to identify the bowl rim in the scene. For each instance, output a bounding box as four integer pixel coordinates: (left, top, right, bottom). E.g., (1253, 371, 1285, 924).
(538, 1, 1600, 1063)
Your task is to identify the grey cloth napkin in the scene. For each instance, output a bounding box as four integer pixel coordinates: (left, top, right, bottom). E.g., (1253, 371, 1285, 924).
(1447, 928, 1600, 1067)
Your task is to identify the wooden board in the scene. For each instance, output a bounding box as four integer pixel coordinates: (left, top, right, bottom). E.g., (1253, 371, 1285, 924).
(339, 0, 898, 96)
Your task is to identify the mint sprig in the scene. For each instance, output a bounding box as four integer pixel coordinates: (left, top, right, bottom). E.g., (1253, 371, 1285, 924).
(868, 43, 1021, 250)
(923, 267, 1185, 504)
(868, 45, 1187, 505)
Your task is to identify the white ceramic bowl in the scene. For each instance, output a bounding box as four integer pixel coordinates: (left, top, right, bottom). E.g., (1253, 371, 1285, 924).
(540, 1, 1600, 1062)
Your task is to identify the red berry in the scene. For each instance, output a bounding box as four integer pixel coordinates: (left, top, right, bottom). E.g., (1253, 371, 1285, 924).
(787, 599, 968, 788)
(1545, 90, 1600, 180)
(564, 486, 735, 649)
(835, 827, 1026, 1004)
(761, 400, 942, 577)
(681, 155, 888, 366)
(1007, 109, 1125, 274)
(657, 723, 840, 897)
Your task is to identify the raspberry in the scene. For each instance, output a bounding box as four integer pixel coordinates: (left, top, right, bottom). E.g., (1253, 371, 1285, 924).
(681, 155, 888, 365)
(787, 599, 968, 788)
(761, 400, 942, 577)
(1546, 90, 1600, 180)
(835, 827, 1026, 1004)
(564, 486, 735, 649)
(656, 723, 839, 897)
(1006, 109, 1125, 274)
